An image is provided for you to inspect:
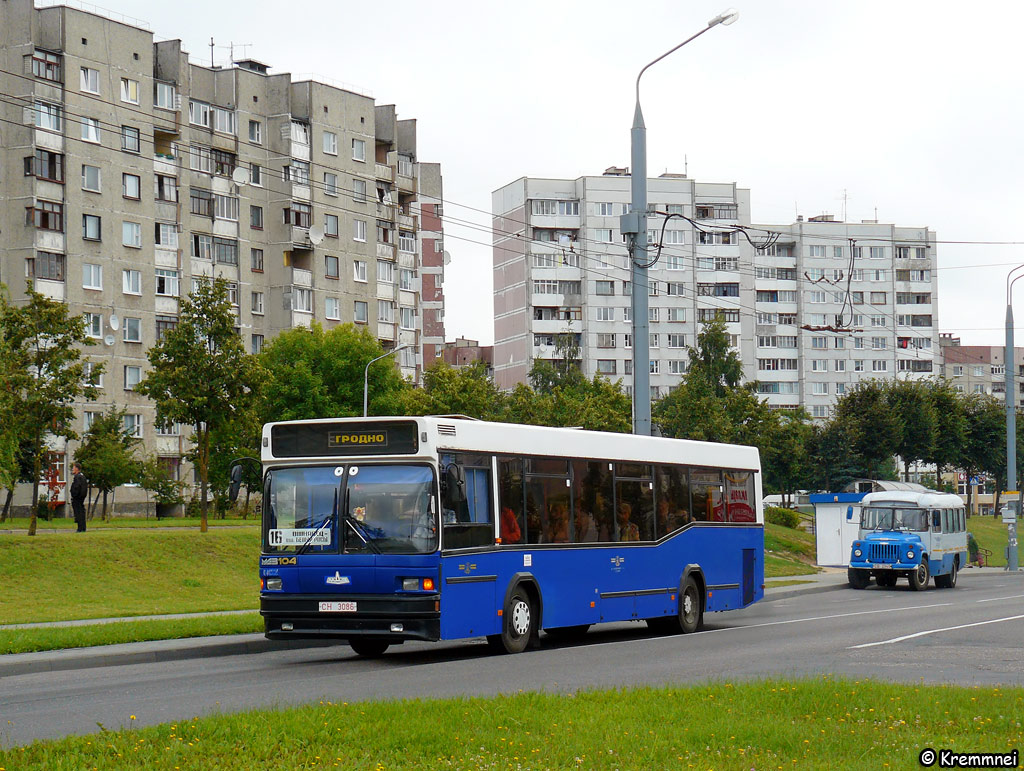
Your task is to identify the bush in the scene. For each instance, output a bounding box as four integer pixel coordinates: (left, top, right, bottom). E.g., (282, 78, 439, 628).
(766, 506, 801, 529)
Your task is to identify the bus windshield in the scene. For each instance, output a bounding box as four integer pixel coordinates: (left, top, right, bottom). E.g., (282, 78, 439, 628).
(861, 506, 928, 532)
(263, 464, 437, 554)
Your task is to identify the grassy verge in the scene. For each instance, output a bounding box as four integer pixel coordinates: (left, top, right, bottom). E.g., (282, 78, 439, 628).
(0, 528, 259, 624)
(764, 522, 820, 576)
(0, 516, 258, 530)
(0, 614, 263, 655)
(1, 678, 1020, 768)
(968, 514, 1010, 567)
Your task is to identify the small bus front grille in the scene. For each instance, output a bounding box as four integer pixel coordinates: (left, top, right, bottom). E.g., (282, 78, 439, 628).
(868, 543, 900, 563)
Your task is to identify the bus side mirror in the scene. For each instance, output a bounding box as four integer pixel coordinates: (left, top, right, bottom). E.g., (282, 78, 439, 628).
(846, 506, 853, 522)
(442, 464, 467, 507)
(229, 464, 243, 503)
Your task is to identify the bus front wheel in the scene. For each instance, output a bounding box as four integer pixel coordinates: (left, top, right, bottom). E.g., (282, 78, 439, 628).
(679, 576, 703, 634)
(848, 568, 871, 589)
(490, 589, 535, 654)
(349, 638, 390, 658)
(909, 559, 930, 591)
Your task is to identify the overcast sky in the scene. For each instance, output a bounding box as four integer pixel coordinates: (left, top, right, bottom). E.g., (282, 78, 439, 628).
(100, 0, 1023, 347)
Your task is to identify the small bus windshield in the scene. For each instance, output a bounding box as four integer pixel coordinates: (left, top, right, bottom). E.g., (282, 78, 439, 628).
(263, 464, 437, 554)
(861, 506, 928, 532)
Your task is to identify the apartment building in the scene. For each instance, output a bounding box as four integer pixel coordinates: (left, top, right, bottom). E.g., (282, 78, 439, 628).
(0, 0, 444, 509)
(492, 170, 939, 418)
(940, 334, 1024, 405)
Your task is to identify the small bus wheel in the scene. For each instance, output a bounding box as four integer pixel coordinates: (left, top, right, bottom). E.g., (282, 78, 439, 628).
(349, 639, 390, 658)
(909, 559, 930, 591)
(936, 559, 958, 589)
(848, 568, 871, 589)
(679, 576, 703, 633)
(496, 589, 534, 654)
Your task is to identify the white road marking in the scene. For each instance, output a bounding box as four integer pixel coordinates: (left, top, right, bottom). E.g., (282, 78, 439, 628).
(976, 593, 1024, 603)
(848, 613, 1024, 649)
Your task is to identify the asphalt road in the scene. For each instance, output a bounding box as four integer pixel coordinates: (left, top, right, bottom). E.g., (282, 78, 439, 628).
(2, 572, 1023, 747)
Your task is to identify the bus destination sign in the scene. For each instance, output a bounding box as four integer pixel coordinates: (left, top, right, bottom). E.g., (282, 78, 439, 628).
(271, 421, 418, 457)
(328, 430, 387, 448)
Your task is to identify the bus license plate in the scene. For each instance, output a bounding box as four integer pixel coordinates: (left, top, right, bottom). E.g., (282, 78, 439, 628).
(872, 564, 892, 569)
(319, 601, 357, 613)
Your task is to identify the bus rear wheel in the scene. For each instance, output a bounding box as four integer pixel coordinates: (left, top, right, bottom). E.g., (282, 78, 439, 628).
(909, 559, 930, 591)
(848, 568, 871, 589)
(935, 559, 958, 589)
(349, 638, 390, 658)
(490, 589, 535, 654)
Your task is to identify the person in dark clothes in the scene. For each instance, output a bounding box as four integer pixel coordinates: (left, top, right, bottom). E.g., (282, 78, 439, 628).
(70, 462, 88, 532)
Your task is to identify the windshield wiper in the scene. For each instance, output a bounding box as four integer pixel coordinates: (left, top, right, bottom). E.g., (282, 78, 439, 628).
(343, 515, 381, 554)
(297, 488, 337, 556)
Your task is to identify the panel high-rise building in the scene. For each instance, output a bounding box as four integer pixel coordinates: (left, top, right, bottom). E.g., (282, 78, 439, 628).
(0, 0, 445, 510)
(493, 170, 938, 418)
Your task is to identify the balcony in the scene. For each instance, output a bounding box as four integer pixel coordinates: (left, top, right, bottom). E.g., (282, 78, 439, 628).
(154, 154, 177, 176)
(375, 163, 393, 182)
(291, 226, 314, 249)
(292, 268, 312, 288)
(398, 212, 416, 230)
(377, 242, 395, 259)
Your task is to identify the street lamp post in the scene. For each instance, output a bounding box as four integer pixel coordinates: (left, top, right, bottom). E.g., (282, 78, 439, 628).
(363, 345, 408, 417)
(1004, 268, 1024, 571)
(621, 9, 738, 435)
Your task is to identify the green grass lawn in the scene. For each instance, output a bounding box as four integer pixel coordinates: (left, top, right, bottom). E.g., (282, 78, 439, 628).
(968, 514, 1011, 567)
(764, 522, 819, 576)
(1, 678, 1019, 768)
(0, 528, 259, 625)
(0, 515, 258, 530)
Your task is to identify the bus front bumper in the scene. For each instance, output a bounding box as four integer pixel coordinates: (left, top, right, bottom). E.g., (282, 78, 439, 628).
(261, 593, 441, 642)
(849, 560, 918, 573)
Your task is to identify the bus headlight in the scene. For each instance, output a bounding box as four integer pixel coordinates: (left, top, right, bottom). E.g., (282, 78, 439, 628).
(265, 577, 282, 591)
(853, 549, 862, 557)
(907, 551, 915, 560)
(402, 578, 419, 591)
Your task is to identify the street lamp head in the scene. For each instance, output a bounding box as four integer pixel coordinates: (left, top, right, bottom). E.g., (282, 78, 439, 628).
(708, 8, 739, 27)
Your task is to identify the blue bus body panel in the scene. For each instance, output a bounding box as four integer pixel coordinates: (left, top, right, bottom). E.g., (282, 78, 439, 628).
(439, 523, 763, 641)
(262, 552, 441, 596)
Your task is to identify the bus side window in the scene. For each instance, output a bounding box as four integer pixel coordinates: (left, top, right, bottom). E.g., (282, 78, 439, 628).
(932, 510, 941, 530)
(441, 453, 494, 549)
(497, 456, 524, 545)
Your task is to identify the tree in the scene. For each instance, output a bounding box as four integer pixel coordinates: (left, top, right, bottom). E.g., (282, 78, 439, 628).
(884, 378, 937, 481)
(137, 456, 185, 518)
(959, 394, 1006, 515)
(761, 409, 815, 505)
(528, 331, 585, 395)
(74, 406, 142, 520)
(1, 284, 101, 535)
(402, 360, 506, 421)
(923, 378, 968, 479)
(831, 380, 902, 481)
(136, 278, 263, 531)
(260, 322, 407, 422)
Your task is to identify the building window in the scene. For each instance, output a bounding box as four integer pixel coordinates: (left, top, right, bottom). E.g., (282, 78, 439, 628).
(290, 121, 310, 144)
(212, 149, 236, 176)
(34, 102, 62, 132)
(190, 145, 213, 173)
(293, 288, 312, 313)
(120, 78, 139, 104)
(377, 300, 394, 323)
(27, 251, 65, 281)
(214, 194, 239, 221)
(398, 231, 416, 253)
(248, 120, 262, 144)
(378, 261, 395, 284)
(189, 100, 211, 127)
(352, 138, 366, 162)
(191, 233, 212, 260)
(82, 214, 101, 240)
(354, 219, 367, 242)
(323, 131, 337, 155)
(596, 333, 616, 349)
(155, 174, 178, 202)
(251, 164, 262, 186)
(400, 269, 415, 291)
(252, 291, 264, 315)
(82, 263, 102, 290)
(80, 164, 101, 192)
(80, 67, 100, 93)
(122, 222, 142, 248)
(251, 334, 264, 354)
(284, 202, 312, 228)
(325, 214, 339, 237)
(122, 173, 141, 199)
(81, 117, 101, 143)
(213, 107, 236, 135)
(122, 317, 141, 343)
(668, 334, 686, 348)
(28, 201, 64, 231)
(123, 414, 143, 439)
(325, 255, 339, 279)
(155, 269, 179, 296)
(353, 179, 367, 202)
(354, 301, 368, 324)
(120, 125, 141, 153)
(251, 248, 264, 272)
(325, 297, 340, 320)
(31, 49, 62, 82)
(122, 269, 142, 295)
(214, 238, 239, 265)
(870, 291, 887, 305)
(25, 149, 64, 183)
(83, 313, 103, 338)
(155, 82, 176, 110)
(190, 188, 214, 217)
(155, 316, 178, 341)
(324, 173, 338, 196)
(250, 205, 263, 229)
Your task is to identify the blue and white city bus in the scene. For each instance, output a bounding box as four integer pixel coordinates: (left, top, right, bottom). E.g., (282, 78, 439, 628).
(255, 416, 764, 657)
(847, 490, 967, 590)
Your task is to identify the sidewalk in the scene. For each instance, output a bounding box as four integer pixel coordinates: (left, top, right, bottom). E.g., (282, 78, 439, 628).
(1, 567, 1018, 678)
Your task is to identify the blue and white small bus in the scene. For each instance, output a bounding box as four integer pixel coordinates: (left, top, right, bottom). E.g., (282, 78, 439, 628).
(847, 490, 967, 590)
(255, 416, 764, 656)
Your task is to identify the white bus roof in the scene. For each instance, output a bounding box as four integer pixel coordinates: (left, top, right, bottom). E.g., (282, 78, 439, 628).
(262, 416, 761, 471)
(859, 490, 964, 508)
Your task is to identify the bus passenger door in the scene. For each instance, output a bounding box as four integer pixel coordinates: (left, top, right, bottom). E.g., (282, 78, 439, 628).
(440, 558, 498, 640)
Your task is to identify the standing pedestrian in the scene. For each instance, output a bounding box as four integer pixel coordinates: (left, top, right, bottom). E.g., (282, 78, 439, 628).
(70, 462, 88, 533)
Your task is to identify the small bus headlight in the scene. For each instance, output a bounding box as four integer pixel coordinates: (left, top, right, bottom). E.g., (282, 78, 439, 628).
(265, 577, 282, 591)
(402, 578, 419, 591)
(853, 548, 862, 558)
(907, 551, 915, 560)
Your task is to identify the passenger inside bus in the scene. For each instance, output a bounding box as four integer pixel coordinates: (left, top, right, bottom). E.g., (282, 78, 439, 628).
(617, 502, 640, 541)
(499, 506, 521, 544)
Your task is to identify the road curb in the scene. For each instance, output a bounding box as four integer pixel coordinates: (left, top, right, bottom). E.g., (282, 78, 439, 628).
(763, 581, 847, 602)
(0, 634, 338, 677)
